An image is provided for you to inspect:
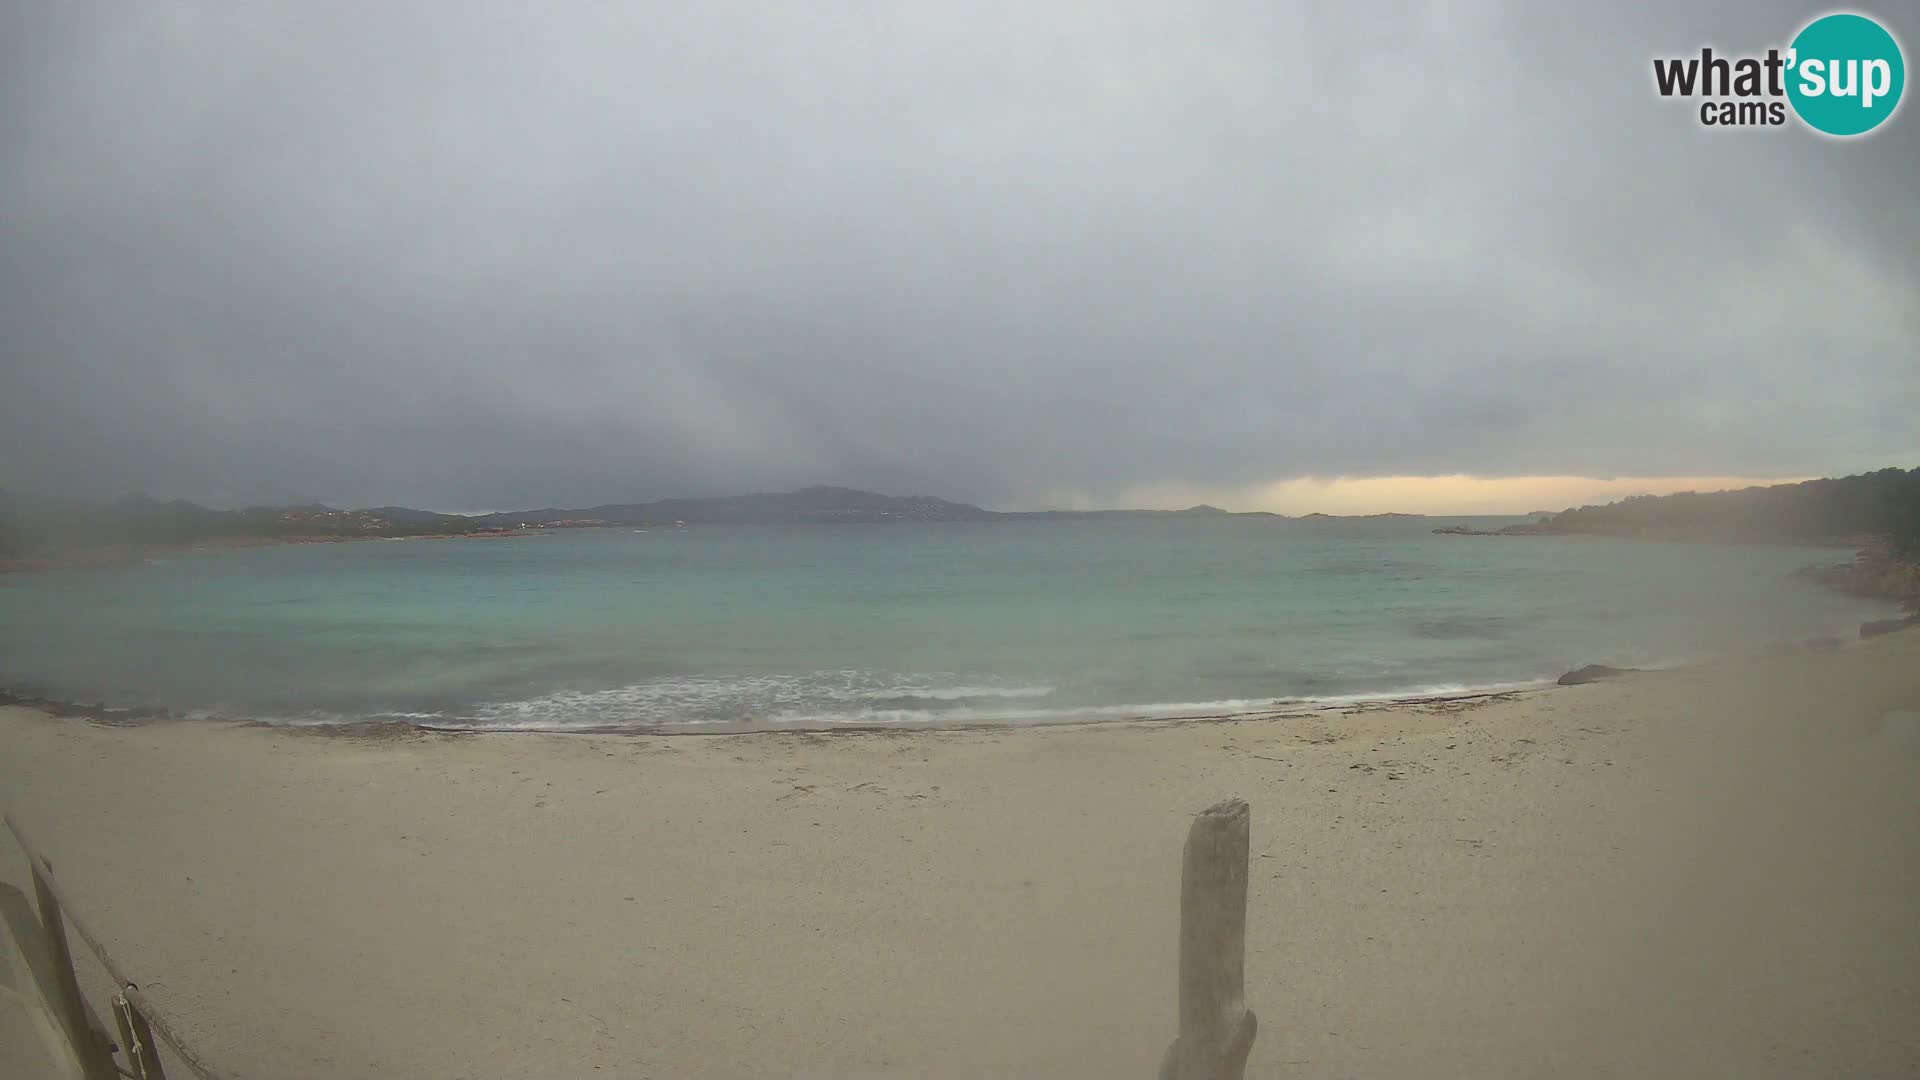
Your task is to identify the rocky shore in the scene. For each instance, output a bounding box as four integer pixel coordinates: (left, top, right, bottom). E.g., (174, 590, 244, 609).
(1792, 543, 1920, 614)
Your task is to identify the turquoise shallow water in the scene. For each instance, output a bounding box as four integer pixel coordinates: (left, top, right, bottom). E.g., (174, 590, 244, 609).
(0, 518, 1892, 730)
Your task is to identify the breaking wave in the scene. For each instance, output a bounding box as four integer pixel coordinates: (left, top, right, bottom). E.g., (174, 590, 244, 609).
(240, 672, 1561, 733)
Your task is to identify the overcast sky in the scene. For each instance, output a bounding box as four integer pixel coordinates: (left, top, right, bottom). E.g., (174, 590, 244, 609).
(3, 2, 1914, 514)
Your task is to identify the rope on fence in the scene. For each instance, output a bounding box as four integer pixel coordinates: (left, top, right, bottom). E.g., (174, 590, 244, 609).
(5, 813, 237, 1080)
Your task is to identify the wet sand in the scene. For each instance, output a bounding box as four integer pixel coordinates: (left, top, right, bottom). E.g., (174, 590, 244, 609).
(3, 633, 1917, 1078)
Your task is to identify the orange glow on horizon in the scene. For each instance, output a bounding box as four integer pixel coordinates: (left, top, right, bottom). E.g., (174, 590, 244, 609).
(1040, 474, 1819, 517)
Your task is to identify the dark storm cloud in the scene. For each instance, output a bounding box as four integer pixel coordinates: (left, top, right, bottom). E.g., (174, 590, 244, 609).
(2, 1, 1915, 510)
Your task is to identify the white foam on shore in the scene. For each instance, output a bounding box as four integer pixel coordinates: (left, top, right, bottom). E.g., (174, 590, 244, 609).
(414, 674, 1561, 732)
(1266, 678, 1558, 708)
(456, 671, 1064, 730)
(7, 669, 1596, 733)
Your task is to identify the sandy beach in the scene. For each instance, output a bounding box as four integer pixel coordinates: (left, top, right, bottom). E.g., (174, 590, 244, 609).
(4, 633, 1918, 1078)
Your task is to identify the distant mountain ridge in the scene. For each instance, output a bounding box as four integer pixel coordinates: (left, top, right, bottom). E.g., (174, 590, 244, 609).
(468, 486, 997, 527)
(0, 487, 992, 560)
(0, 485, 1396, 564)
(18, 470, 1914, 568)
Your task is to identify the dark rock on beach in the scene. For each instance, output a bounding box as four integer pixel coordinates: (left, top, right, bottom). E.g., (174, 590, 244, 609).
(1860, 615, 1920, 639)
(1557, 664, 1637, 686)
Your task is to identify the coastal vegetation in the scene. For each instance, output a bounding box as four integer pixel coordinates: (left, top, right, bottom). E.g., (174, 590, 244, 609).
(1480, 468, 1920, 612)
(1540, 467, 1920, 552)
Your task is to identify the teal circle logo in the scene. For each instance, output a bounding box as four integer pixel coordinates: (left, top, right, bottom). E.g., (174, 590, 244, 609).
(1787, 12, 1905, 136)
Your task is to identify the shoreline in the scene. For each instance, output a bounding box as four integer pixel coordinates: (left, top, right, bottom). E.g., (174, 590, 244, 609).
(7, 590, 1908, 739)
(3, 530, 1907, 739)
(0, 682, 1559, 739)
(3, 632, 1916, 1077)
(388, 685, 1556, 738)
(9, 628, 1897, 739)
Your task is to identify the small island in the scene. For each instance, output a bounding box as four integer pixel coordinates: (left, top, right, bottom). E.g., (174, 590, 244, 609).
(1432, 520, 1556, 536)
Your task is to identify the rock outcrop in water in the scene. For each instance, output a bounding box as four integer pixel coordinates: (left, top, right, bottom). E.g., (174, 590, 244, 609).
(1557, 664, 1637, 686)
(1433, 521, 1554, 536)
(1793, 544, 1920, 613)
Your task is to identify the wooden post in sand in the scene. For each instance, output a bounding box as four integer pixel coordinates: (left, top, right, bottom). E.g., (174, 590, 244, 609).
(29, 859, 120, 1080)
(1159, 798, 1256, 1080)
(7, 813, 231, 1079)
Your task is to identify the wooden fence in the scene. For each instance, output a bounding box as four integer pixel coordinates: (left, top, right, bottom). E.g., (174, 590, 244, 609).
(3, 813, 233, 1080)
(6, 800, 1255, 1080)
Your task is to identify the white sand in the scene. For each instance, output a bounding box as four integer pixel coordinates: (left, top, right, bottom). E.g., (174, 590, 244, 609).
(3, 633, 1918, 1078)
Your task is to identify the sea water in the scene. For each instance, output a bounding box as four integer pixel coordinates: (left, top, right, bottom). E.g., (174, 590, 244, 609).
(0, 518, 1891, 730)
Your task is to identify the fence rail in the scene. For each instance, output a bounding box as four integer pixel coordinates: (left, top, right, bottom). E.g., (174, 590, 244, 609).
(4, 813, 233, 1080)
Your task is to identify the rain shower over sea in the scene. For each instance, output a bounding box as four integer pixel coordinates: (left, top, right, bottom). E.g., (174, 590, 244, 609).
(0, 517, 1888, 731)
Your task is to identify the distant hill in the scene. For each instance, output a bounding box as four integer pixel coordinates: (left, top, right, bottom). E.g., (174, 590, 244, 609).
(1001, 506, 1284, 521)
(0, 483, 1347, 566)
(14, 473, 1911, 570)
(0, 486, 1000, 563)
(470, 486, 998, 527)
(0, 493, 503, 562)
(1539, 468, 1920, 555)
(1289, 511, 1428, 520)
(363, 506, 472, 527)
